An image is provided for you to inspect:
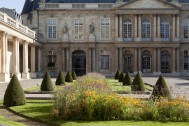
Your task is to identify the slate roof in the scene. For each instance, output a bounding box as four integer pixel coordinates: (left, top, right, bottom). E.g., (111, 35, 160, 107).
(21, 0, 189, 14)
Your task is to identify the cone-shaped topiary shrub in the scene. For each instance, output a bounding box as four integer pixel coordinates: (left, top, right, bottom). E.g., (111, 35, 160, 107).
(3, 74, 26, 107)
(55, 71, 65, 86)
(151, 75, 172, 100)
(72, 70, 77, 80)
(65, 71, 73, 82)
(114, 70, 120, 80)
(119, 72, 124, 82)
(123, 71, 132, 86)
(41, 71, 54, 91)
(131, 72, 145, 91)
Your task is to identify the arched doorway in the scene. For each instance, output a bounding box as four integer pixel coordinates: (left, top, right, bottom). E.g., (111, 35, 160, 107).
(142, 50, 151, 73)
(72, 50, 86, 76)
(123, 50, 133, 73)
(161, 50, 170, 73)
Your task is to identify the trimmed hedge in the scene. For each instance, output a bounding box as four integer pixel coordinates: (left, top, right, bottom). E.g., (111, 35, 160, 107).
(3, 74, 26, 107)
(72, 71, 77, 80)
(131, 72, 145, 91)
(55, 71, 65, 85)
(119, 72, 124, 82)
(123, 72, 132, 86)
(41, 71, 54, 91)
(152, 75, 172, 100)
(114, 70, 120, 80)
(65, 71, 73, 82)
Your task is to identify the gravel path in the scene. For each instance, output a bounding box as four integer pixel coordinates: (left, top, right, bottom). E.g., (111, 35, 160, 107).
(0, 106, 51, 126)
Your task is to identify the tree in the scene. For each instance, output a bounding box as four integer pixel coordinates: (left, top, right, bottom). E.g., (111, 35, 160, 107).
(119, 72, 124, 82)
(131, 72, 145, 91)
(114, 70, 120, 80)
(123, 72, 132, 86)
(3, 74, 26, 107)
(65, 71, 73, 82)
(55, 71, 65, 85)
(41, 71, 54, 91)
(72, 70, 77, 80)
(151, 75, 172, 100)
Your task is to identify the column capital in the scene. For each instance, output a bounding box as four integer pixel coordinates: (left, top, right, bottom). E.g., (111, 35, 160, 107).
(12, 36, 20, 41)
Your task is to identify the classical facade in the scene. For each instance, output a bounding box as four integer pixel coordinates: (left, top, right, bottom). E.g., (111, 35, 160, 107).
(21, 0, 189, 77)
(0, 9, 40, 81)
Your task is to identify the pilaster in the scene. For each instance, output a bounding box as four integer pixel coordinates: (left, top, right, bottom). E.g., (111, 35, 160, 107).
(30, 46, 36, 78)
(22, 41, 30, 79)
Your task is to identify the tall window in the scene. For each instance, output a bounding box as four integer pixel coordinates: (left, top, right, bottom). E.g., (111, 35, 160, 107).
(48, 50, 56, 68)
(123, 50, 133, 73)
(184, 50, 189, 70)
(161, 50, 170, 73)
(48, 18, 57, 39)
(123, 19, 132, 38)
(142, 19, 151, 38)
(101, 55, 109, 70)
(100, 18, 110, 39)
(160, 19, 170, 39)
(184, 19, 189, 39)
(74, 19, 84, 39)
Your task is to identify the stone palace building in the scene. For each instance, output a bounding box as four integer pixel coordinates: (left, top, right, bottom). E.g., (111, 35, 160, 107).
(1, 0, 189, 81)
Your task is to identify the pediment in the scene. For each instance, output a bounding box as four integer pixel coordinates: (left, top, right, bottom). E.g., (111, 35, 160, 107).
(118, 0, 180, 9)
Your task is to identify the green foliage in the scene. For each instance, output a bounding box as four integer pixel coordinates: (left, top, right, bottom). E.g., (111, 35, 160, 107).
(65, 71, 73, 82)
(41, 71, 54, 91)
(131, 72, 145, 91)
(114, 70, 120, 80)
(72, 71, 77, 80)
(55, 71, 65, 86)
(3, 74, 26, 107)
(151, 75, 172, 100)
(118, 72, 124, 82)
(123, 72, 132, 86)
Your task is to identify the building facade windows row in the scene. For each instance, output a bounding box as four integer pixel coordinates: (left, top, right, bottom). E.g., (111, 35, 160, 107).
(47, 18, 110, 40)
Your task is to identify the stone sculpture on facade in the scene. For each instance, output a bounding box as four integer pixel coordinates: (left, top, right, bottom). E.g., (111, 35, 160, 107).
(63, 23, 69, 42)
(89, 22, 95, 42)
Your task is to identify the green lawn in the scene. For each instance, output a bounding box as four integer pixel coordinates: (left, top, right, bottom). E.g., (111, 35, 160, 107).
(0, 116, 26, 126)
(106, 78, 153, 93)
(10, 100, 189, 126)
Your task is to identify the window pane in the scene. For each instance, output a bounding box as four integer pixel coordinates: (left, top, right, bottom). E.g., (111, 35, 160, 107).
(101, 18, 110, 39)
(101, 55, 109, 70)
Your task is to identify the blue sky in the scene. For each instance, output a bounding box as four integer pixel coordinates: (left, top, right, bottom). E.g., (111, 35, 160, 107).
(0, 0, 25, 13)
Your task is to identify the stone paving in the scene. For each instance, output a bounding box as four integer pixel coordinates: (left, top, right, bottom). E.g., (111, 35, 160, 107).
(0, 77, 189, 100)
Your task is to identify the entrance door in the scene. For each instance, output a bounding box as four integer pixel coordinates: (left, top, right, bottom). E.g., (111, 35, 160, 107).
(161, 51, 170, 73)
(72, 50, 86, 76)
(142, 51, 151, 73)
(123, 51, 133, 73)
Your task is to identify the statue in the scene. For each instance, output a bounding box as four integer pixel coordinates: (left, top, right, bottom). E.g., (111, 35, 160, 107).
(40, 0, 45, 3)
(63, 23, 69, 34)
(89, 22, 95, 34)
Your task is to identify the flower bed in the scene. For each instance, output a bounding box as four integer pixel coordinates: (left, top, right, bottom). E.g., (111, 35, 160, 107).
(52, 73, 189, 121)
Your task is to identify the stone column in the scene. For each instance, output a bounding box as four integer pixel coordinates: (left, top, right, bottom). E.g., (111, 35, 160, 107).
(137, 15, 141, 41)
(92, 48, 96, 72)
(66, 48, 70, 72)
(134, 48, 137, 73)
(153, 15, 157, 40)
(115, 47, 119, 71)
(176, 48, 180, 72)
(157, 48, 161, 73)
(115, 14, 119, 40)
(62, 48, 65, 72)
(30, 46, 36, 78)
(22, 41, 30, 79)
(38, 48, 42, 72)
(176, 15, 180, 39)
(88, 48, 92, 72)
(157, 15, 160, 39)
(172, 48, 176, 73)
(153, 48, 157, 73)
(0, 32, 9, 81)
(138, 48, 141, 72)
(172, 15, 176, 39)
(134, 15, 138, 40)
(119, 47, 123, 71)
(119, 14, 123, 41)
